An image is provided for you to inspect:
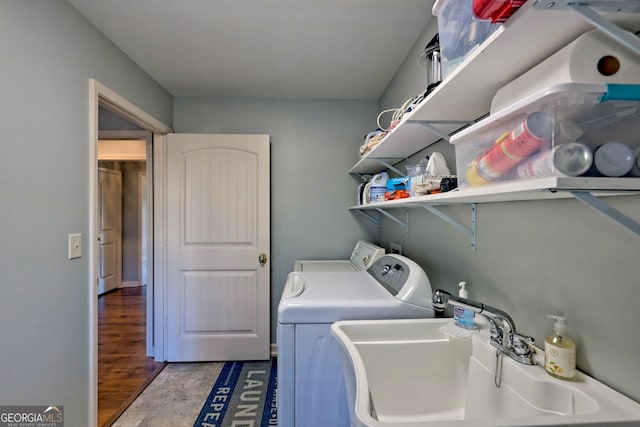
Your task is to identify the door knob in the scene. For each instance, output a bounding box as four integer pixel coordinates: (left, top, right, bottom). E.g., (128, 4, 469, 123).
(259, 253, 268, 266)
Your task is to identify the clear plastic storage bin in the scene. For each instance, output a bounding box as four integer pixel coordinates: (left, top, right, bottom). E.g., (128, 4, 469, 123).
(433, 0, 500, 79)
(472, 0, 525, 23)
(451, 83, 640, 187)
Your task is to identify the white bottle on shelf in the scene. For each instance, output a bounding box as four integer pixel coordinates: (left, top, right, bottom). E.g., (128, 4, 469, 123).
(369, 171, 388, 203)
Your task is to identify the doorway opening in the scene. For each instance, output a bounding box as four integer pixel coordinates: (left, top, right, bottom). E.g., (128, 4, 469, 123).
(89, 80, 172, 426)
(97, 132, 149, 294)
(97, 113, 160, 426)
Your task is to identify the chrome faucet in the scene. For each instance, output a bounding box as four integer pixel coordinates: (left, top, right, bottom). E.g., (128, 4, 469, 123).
(432, 289, 536, 366)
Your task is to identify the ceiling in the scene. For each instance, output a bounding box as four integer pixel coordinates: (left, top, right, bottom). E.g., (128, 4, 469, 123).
(67, 0, 435, 100)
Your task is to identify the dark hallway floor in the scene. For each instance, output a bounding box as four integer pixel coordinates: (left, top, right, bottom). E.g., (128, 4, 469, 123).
(98, 287, 166, 426)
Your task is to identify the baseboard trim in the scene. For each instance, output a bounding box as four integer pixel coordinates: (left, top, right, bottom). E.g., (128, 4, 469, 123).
(120, 281, 141, 288)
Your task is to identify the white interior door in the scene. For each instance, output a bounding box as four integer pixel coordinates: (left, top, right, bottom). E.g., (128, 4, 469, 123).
(166, 133, 270, 361)
(97, 168, 122, 295)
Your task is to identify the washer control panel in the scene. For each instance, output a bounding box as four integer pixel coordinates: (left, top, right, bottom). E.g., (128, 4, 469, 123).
(369, 256, 409, 296)
(367, 254, 434, 309)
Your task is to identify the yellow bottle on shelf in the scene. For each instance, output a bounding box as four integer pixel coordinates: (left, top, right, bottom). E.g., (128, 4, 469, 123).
(544, 315, 576, 381)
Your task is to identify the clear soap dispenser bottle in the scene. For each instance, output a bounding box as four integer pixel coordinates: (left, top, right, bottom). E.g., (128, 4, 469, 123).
(454, 281, 475, 330)
(544, 315, 576, 381)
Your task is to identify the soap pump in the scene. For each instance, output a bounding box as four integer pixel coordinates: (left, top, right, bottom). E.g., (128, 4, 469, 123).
(453, 281, 475, 330)
(544, 315, 576, 381)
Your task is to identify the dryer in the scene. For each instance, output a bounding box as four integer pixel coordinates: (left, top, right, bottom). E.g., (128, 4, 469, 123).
(293, 240, 385, 272)
(277, 254, 435, 427)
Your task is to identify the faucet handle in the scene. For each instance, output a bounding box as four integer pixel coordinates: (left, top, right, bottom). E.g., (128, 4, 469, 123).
(489, 319, 503, 344)
(514, 334, 534, 344)
(512, 334, 534, 356)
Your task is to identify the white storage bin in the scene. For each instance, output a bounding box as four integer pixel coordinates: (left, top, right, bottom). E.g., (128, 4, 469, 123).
(451, 83, 640, 187)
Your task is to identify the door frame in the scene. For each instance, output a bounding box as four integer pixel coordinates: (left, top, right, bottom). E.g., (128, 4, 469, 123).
(88, 79, 172, 425)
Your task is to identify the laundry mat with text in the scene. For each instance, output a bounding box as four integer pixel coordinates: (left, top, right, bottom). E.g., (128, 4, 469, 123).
(194, 359, 277, 427)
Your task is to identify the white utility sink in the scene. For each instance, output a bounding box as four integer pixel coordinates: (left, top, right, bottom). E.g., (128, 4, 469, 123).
(331, 318, 640, 427)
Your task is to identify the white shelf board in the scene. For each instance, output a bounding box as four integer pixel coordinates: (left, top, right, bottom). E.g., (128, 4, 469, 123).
(349, 0, 640, 175)
(348, 118, 459, 175)
(349, 177, 640, 209)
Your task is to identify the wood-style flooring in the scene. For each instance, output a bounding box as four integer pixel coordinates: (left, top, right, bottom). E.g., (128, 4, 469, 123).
(98, 287, 166, 427)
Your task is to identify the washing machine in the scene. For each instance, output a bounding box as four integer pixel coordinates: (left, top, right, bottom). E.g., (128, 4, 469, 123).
(277, 253, 435, 427)
(293, 240, 385, 272)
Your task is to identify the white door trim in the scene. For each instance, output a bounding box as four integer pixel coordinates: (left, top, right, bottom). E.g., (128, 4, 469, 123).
(88, 79, 171, 426)
(152, 133, 167, 362)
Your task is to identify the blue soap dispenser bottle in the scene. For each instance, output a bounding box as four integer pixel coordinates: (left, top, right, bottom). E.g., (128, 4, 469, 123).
(454, 281, 475, 330)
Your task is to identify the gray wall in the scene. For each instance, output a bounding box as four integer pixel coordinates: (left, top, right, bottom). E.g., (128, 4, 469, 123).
(120, 162, 146, 283)
(0, 1, 172, 426)
(378, 20, 640, 402)
(174, 97, 380, 340)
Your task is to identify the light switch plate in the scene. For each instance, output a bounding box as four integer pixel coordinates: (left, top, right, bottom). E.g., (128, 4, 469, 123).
(68, 233, 82, 259)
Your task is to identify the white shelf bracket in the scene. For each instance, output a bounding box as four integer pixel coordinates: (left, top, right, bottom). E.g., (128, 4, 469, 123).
(534, 0, 640, 56)
(366, 158, 408, 176)
(408, 120, 476, 142)
(353, 207, 409, 234)
(375, 207, 409, 235)
(570, 191, 640, 237)
(354, 209, 381, 228)
(417, 203, 478, 251)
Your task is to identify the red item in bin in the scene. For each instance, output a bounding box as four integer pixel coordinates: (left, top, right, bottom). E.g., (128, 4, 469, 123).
(473, 0, 525, 23)
(384, 190, 410, 201)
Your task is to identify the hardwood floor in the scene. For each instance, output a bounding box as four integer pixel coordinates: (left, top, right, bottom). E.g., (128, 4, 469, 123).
(98, 287, 166, 427)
